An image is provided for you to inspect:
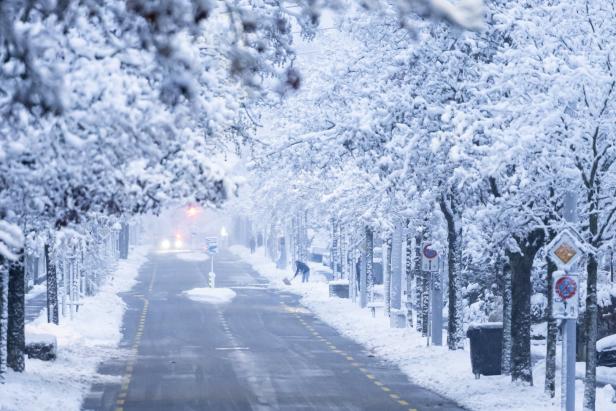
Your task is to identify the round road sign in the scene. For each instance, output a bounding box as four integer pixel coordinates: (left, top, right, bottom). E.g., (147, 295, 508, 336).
(555, 276, 577, 300)
(422, 244, 437, 259)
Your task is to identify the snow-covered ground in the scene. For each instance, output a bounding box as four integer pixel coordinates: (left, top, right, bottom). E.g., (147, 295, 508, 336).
(230, 245, 616, 411)
(0, 246, 150, 411)
(173, 251, 211, 262)
(183, 287, 236, 304)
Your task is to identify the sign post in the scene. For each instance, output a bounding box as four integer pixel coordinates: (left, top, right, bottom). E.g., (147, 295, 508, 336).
(206, 237, 219, 288)
(431, 256, 443, 346)
(547, 227, 581, 411)
(421, 243, 441, 345)
(421, 243, 438, 272)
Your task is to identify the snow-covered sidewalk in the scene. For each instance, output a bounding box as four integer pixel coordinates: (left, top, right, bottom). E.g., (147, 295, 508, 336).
(230, 245, 616, 411)
(0, 246, 150, 411)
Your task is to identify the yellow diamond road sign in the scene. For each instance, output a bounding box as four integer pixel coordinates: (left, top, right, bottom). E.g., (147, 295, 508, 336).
(547, 229, 582, 270)
(554, 243, 577, 265)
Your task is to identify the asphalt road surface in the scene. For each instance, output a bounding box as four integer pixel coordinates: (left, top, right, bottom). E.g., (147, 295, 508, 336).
(83, 249, 464, 411)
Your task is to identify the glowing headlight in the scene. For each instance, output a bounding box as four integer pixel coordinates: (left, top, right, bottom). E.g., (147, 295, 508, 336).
(174, 239, 183, 249)
(160, 239, 171, 250)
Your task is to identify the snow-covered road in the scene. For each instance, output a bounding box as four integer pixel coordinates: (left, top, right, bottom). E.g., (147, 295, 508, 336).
(83, 248, 462, 411)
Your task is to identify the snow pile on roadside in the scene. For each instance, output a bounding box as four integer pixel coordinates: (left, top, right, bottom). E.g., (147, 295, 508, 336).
(183, 287, 236, 304)
(174, 251, 210, 262)
(0, 245, 150, 411)
(25, 283, 47, 301)
(230, 245, 616, 411)
(598, 335, 616, 353)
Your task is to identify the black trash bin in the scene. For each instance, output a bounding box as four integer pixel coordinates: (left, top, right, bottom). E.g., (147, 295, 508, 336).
(597, 335, 616, 367)
(466, 322, 503, 378)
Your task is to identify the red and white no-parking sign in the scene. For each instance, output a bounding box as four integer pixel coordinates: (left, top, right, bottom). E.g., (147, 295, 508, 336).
(421, 243, 438, 272)
(552, 271, 579, 319)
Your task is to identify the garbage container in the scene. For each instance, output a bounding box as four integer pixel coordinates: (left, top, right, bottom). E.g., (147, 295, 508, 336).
(597, 334, 616, 367)
(466, 322, 503, 378)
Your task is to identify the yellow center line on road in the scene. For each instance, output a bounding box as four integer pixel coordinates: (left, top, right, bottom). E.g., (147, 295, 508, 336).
(115, 264, 157, 411)
(288, 300, 414, 411)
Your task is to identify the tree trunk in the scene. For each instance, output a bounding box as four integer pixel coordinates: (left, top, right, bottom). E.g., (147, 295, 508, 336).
(0, 258, 8, 383)
(360, 247, 368, 308)
(391, 222, 403, 311)
(440, 198, 464, 350)
(291, 217, 297, 263)
(45, 244, 59, 325)
(502, 262, 512, 375)
(414, 232, 424, 333)
(583, 252, 598, 410)
(384, 238, 391, 316)
(331, 219, 339, 278)
(365, 227, 374, 302)
(405, 230, 414, 328)
(339, 227, 345, 280)
(507, 229, 543, 385)
(7, 250, 25, 372)
(119, 223, 129, 259)
(301, 211, 309, 262)
(422, 272, 430, 338)
(545, 258, 558, 397)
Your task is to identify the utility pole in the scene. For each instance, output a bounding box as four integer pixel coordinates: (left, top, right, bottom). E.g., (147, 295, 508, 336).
(561, 192, 577, 411)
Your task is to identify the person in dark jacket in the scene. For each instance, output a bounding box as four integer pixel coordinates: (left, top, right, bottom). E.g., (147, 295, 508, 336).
(249, 236, 256, 254)
(293, 260, 310, 283)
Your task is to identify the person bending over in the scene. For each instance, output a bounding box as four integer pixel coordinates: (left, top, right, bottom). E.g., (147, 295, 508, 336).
(293, 260, 310, 283)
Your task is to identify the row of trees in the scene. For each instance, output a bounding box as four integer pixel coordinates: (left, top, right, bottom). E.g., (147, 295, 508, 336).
(0, 0, 482, 387)
(241, 1, 616, 410)
(0, 0, 245, 384)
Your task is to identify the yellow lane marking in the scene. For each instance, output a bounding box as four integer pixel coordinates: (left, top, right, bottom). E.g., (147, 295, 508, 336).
(115, 265, 156, 410)
(288, 300, 416, 411)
